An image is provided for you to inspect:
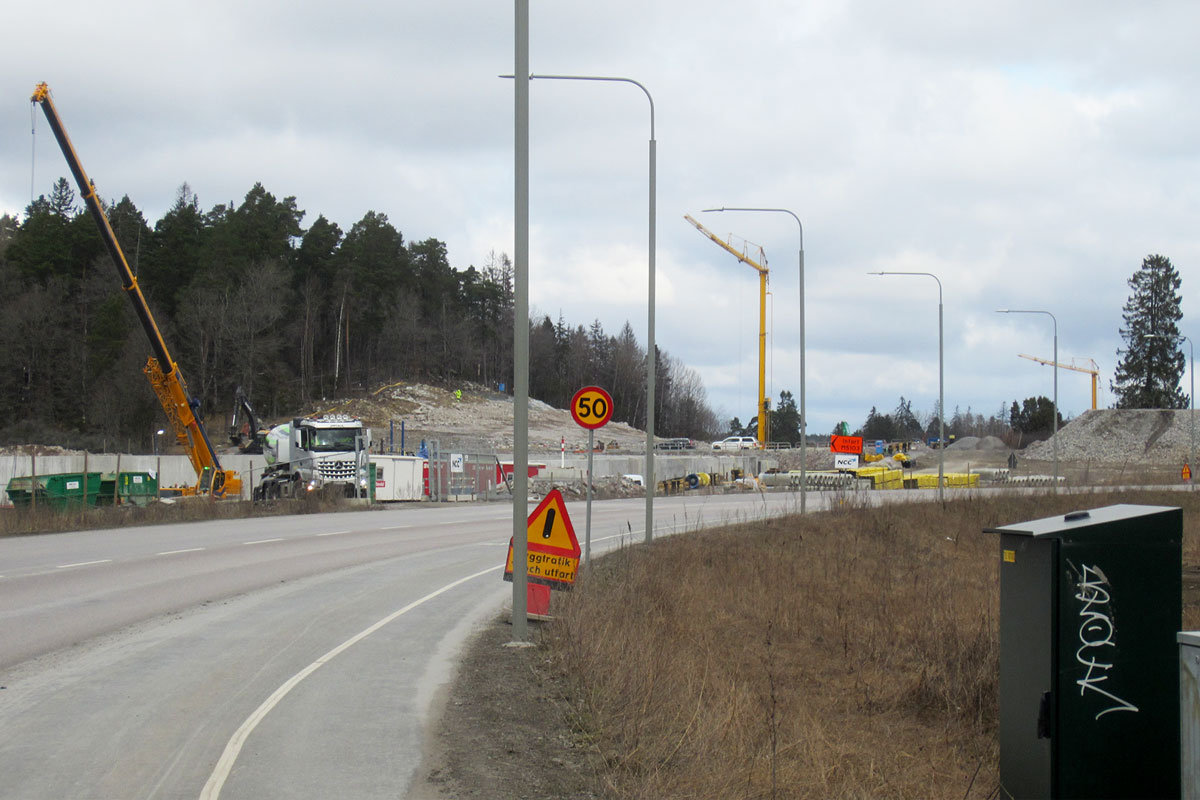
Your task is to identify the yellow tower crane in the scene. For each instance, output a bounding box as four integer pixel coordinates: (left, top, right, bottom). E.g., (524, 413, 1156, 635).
(1017, 354, 1101, 410)
(684, 213, 770, 446)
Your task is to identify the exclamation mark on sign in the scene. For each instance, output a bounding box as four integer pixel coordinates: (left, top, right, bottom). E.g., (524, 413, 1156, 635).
(542, 509, 556, 539)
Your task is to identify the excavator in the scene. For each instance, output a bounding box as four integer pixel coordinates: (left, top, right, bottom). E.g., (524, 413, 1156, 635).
(30, 83, 241, 498)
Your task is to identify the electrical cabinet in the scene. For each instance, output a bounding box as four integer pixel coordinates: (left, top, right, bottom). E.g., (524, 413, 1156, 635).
(986, 504, 1182, 799)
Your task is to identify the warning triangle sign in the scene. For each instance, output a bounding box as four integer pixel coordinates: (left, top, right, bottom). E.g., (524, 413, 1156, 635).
(504, 489, 581, 588)
(525, 489, 580, 557)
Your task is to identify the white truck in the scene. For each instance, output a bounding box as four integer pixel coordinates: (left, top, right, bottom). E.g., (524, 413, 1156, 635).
(254, 414, 371, 500)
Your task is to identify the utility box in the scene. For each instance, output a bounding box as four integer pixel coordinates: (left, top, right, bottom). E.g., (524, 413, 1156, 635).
(985, 504, 1182, 799)
(1181, 632, 1200, 798)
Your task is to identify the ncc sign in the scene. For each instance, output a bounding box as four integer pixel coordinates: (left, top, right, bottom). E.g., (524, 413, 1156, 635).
(830, 434, 863, 454)
(504, 489, 581, 588)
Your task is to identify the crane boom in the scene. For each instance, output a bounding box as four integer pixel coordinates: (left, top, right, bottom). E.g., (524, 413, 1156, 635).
(684, 214, 770, 445)
(1017, 353, 1099, 410)
(30, 82, 240, 497)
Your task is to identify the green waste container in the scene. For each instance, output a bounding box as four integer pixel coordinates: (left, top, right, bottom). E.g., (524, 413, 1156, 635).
(116, 472, 158, 506)
(5, 472, 106, 510)
(985, 504, 1182, 799)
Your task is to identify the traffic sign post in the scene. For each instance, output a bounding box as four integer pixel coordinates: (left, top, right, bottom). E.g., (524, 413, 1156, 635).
(504, 489, 582, 619)
(570, 386, 614, 566)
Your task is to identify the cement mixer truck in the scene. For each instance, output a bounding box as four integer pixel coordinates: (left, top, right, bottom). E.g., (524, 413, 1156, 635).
(254, 414, 371, 500)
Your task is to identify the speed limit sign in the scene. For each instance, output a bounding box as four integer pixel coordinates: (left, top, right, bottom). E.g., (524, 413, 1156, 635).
(570, 386, 614, 430)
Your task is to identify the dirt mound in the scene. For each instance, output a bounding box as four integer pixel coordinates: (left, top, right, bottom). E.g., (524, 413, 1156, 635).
(946, 435, 1007, 452)
(315, 381, 650, 455)
(1024, 409, 1194, 464)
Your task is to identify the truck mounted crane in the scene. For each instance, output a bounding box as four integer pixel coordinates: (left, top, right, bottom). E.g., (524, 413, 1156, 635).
(30, 82, 241, 498)
(684, 213, 771, 446)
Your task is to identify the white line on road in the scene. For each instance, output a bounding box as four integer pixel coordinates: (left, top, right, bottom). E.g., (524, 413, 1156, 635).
(199, 563, 502, 800)
(242, 538, 284, 545)
(315, 530, 350, 537)
(380, 524, 412, 531)
(157, 548, 205, 556)
(55, 559, 112, 569)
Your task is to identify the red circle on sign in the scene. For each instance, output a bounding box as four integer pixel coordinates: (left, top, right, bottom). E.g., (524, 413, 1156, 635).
(571, 386, 614, 429)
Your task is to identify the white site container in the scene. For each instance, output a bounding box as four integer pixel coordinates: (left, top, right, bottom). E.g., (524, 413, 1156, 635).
(371, 454, 426, 501)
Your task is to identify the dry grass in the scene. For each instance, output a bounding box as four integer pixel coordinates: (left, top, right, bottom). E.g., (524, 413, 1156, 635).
(0, 490, 365, 537)
(550, 490, 1200, 799)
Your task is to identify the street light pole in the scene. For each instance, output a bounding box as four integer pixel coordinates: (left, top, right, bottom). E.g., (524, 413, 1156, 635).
(998, 309, 1058, 491)
(501, 72, 658, 542)
(703, 207, 806, 513)
(870, 271, 943, 502)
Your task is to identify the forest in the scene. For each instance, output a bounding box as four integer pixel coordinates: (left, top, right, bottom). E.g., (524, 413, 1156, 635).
(0, 179, 720, 451)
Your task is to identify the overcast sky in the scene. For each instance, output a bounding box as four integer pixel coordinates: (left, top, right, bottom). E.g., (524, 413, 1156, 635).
(6, 2, 1199, 438)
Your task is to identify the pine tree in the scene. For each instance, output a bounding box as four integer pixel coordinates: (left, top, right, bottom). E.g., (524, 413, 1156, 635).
(1113, 254, 1187, 408)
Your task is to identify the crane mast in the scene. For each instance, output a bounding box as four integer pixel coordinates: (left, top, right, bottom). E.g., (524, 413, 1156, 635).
(684, 214, 770, 446)
(30, 83, 240, 497)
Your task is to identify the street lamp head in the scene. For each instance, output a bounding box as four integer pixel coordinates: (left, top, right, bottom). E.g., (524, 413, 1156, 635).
(701, 208, 724, 213)
(996, 309, 1010, 313)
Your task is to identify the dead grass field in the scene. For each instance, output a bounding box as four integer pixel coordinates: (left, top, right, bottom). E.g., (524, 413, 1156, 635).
(547, 490, 1200, 799)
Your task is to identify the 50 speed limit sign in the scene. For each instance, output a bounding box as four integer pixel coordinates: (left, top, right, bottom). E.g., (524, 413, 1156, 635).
(570, 385, 614, 430)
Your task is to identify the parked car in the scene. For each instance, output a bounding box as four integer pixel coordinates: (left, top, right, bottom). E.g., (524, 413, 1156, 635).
(656, 437, 697, 451)
(712, 436, 760, 451)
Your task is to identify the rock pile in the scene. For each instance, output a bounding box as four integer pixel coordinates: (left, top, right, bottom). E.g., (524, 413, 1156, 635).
(1024, 409, 1195, 464)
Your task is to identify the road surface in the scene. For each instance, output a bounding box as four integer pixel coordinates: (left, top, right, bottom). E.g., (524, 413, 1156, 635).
(0, 491, 803, 799)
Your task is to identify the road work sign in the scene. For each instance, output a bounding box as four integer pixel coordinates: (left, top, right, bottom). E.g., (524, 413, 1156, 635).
(830, 434, 863, 454)
(834, 453, 858, 470)
(504, 489, 581, 588)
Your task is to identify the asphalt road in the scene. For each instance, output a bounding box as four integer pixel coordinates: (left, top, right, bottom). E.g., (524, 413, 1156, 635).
(0, 491, 803, 799)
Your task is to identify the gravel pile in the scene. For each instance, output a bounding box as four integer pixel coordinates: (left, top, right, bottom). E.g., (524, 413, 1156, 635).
(1023, 409, 1195, 464)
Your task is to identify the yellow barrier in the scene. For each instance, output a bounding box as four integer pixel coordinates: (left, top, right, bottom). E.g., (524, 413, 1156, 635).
(853, 466, 904, 489)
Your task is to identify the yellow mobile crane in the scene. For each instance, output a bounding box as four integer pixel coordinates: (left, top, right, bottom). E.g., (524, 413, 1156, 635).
(684, 213, 770, 446)
(31, 83, 241, 498)
(1018, 354, 1100, 410)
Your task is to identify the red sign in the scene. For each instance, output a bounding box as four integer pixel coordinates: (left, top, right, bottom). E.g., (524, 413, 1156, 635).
(570, 385, 614, 430)
(504, 489, 581, 588)
(830, 435, 863, 454)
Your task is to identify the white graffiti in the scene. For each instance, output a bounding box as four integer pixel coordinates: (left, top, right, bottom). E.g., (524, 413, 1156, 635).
(1074, 563, 1139, 719)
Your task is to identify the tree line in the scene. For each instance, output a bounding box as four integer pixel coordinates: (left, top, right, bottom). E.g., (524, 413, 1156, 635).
(0, 179, 720, 450)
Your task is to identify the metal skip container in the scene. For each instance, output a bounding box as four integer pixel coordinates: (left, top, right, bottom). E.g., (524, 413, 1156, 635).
(986, 504, 1182, 799)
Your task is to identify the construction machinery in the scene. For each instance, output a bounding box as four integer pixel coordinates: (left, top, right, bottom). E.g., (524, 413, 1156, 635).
(31, 82, 241, 498)
(255, 414, 371, 501)
(1018, 354, 1100, 409)
(684, 213, 770, 446)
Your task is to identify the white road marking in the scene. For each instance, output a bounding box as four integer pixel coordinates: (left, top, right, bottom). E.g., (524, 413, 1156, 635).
(157, 547, 205, 556)
(56, 559, 112, 569)
(242, 538, 284, 546)
(316, 530, 350, 537)
(199, 563, 502, 800)
(380, 524, 412, 531)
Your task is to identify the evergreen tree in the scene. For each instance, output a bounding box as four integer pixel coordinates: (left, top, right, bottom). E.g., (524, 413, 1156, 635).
(1113, 254, 1187, 408)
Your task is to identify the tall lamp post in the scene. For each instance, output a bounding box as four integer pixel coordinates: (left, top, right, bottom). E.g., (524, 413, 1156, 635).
(1145, 332, 1194, 487)
(871, 271, 943, 502)
(703, 207, 806, 514)
(998, 308, 1058, 491)
(503, 72, 658, 542)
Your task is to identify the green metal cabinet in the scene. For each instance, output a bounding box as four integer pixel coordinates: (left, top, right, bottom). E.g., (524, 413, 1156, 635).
(986, 504, 1182, 799)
